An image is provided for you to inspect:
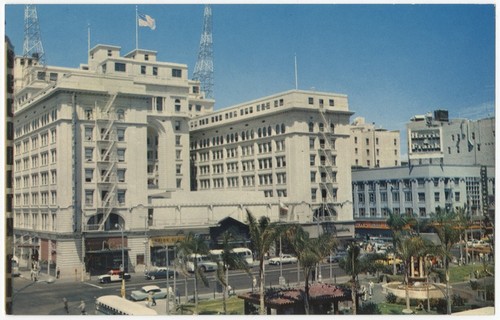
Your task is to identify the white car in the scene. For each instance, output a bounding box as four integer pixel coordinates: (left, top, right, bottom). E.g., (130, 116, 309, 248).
(268, 254, 298, 265)
(98, 269, 131, 283)
(130, 285, 169, 301)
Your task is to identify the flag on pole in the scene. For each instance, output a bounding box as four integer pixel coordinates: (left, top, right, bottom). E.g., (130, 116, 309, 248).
(138, 13, 156, 30)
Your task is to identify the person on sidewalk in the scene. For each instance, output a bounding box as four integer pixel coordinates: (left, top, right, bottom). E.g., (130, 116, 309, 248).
(78, 300, 86, 315)
(369, 281, 374, 299)
(62, 298, 69, 314)
(56, 267, 61, 279)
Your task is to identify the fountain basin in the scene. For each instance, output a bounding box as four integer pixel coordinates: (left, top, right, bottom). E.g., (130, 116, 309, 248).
(382, 282, 447, 300)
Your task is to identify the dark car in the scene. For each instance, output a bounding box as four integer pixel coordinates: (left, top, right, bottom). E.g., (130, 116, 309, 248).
(145, 267, 178, 280)
(326, 252, 347, 263)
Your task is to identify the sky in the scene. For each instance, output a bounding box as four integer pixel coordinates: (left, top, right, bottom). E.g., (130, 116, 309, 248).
(3, 1, 496, 159)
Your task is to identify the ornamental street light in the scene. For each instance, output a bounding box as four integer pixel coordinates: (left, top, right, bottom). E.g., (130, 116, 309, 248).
(115, 223, 126, 299)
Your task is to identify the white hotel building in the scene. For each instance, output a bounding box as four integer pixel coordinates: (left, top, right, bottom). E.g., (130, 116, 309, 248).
(11, 45, 355, 276)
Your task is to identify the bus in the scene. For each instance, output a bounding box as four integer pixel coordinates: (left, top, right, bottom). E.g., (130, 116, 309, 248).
(95, 295, 158, 315)
(209, 247, 254, 268)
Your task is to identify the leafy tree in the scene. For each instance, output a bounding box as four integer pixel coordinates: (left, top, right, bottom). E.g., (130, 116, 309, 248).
(176, 232, 210, 314)
(284, 224, 337, 314)
(246, 209, 282, 315)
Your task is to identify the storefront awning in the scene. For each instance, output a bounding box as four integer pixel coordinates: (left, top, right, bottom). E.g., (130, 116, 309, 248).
(86, 248, 131, 254)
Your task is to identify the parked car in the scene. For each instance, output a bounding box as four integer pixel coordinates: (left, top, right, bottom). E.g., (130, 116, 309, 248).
(145, 267, 178, 280)
(327, 252, 348, 263)
(130, 285, 168, 301)
(268, 254, 298, 265)
(98, 269, 131, 283)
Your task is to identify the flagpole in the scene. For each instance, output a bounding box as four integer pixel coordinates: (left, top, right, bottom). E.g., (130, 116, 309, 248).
(87, 23, 91, 58)
(135, 5, 139, 50)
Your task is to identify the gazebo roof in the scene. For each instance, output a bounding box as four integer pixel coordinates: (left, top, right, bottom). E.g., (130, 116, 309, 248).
(238, 283, 350, 308)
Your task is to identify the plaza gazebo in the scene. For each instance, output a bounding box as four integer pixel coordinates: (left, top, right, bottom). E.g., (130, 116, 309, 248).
(238, 283, 352, 315)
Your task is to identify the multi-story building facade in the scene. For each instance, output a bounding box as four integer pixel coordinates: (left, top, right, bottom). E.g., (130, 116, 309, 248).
(407, 110, 495, 167)
(11, 44, 214, 275)
(350, 117, 400, 168)
(352, 163, 495, 237)
(5, 35, 15, 314)
(189, 90, 356, 237)
(11, 45, 356, 276)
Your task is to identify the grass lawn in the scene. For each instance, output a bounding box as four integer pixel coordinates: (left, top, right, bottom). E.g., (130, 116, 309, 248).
(377, 303, 440, 315)
(176, 296, 244, 315)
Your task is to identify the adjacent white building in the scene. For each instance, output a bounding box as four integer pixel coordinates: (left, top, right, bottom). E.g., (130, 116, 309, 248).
(350, 117, 400, 168)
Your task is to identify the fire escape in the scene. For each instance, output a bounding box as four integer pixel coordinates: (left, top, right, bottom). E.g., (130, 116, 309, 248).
(315, 103, 339, 231)
(94, 93, 118, 231)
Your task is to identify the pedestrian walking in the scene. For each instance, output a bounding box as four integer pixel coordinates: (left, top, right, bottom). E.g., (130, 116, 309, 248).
(78, 299, 86, 315)
(62, 298, 69, 314)
(152, 295, 156, 306)
(57, 267, 61, 279)
(369, 281, 374, 298)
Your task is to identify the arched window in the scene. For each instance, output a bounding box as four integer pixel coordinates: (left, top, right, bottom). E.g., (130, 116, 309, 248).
(231, 133, 234, 142)
(281, 123, 285, 133)
(276, 124, 281, 134)
(268, 126, 272, 136)
(250, 130, 254, 139)
(262, 127, 267, 137)
(258, 128, 262, 138)
(309, 122, 314, 132)
(242, 131, 246, 140)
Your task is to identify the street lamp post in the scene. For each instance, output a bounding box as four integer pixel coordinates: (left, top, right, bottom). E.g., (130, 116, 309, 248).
(165, 245, 170, 315)
(278, 236, 285, 286)
(115, 223, 126, 299)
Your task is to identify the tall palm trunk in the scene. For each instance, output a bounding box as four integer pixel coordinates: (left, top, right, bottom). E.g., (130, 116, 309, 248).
(445, 261, 451, 314)
(351, 275, 357, 315)
(259, 258, 265, 315)
(303, 269, 310, 314)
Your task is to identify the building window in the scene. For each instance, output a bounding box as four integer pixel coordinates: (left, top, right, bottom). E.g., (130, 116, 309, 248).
(156, 97, 163, 111)
(354, 137, 358, 144)
(117, 128, 125, 141)
(404, 191, 412, 202)
(175, 121, 181, 131)
(85, 148, 93, 161)
(85, 190, 94, 206)
(117, 169, 126, 182)
(176, 164, 182, 175)
(172, 68, 182, 77)
(85, 127, 93, 141)
(175, 99, 181, 112)
(37, 71, 46, 80)
(418, 193, 425, 202)
(117, 109, 125, 120)
(308, 97, 314, 104)
(117, 190, 126, 206)
(144, 54, 149, 61)
(85, 109, 93, 120)
(85, 169, 93, 182)
(455, 192, 460, 202)
(153, 67, 158, 76)
(434, 192, 440, 201)
(114, 62, 126, 72)
(141, 65, 146, 74)
(117, 149, 125, 162)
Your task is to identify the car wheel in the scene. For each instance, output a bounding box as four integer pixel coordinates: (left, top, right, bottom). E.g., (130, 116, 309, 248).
(200, 266, 207, 272)
(276, 261, 280, 265)
(151, 275, 155, 280)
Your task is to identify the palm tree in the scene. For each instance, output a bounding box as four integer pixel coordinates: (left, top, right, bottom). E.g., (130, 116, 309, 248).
(340, 243, 362, 314)
(430, 207, 461, 315)
(455, 205, 470, 265)
(396, 235, 433, 311)
(284, 224, 337, 314)
(214, 231, 252, 314)
(176, 232, 210, 314)
(246, 209, 282, 315)
(386, 210, 408, 275)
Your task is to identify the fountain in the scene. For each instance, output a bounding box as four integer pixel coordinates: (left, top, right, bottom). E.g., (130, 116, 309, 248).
(382, 279, 446, 300)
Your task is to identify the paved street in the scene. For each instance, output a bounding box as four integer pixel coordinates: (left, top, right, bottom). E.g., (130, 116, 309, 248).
(12, 262, 347, 315)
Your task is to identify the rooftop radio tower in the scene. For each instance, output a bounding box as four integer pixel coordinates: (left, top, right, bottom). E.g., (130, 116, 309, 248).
(23, 4, 45, 65)
(193, 5, 214, 99)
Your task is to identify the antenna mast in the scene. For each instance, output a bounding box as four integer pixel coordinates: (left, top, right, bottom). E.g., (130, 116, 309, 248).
(193, 5, 214, 99)
(23, 4, 45, 65)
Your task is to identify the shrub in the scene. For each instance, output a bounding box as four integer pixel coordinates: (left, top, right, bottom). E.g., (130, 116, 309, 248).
(452, 294, 466, 307)
(358, 302, 381, 314)
(430, 298, 447, 314)
(469, 279, 480, 290)
(385, 292, 397, 304)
